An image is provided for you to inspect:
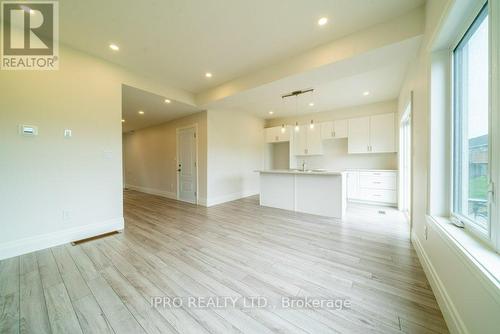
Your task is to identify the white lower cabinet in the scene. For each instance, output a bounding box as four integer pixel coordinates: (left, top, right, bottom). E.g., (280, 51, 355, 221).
(346, 170, 397, 206)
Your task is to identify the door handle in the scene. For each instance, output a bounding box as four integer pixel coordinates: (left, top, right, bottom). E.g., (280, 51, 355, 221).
(177, 169, 181, 172)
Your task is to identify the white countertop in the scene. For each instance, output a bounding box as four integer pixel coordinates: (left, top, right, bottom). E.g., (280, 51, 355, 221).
(256, 169, 343, 176)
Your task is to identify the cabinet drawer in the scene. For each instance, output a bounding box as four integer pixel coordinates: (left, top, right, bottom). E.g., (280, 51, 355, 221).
(359, 173, 396, 190)
(359, 188, 397, 204)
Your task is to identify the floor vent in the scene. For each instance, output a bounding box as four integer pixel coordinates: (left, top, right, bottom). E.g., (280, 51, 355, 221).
(71, 231, 120, 246)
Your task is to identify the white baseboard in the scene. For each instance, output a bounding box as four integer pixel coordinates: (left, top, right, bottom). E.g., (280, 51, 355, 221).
(0, 217, 124, 260)
(348, 199, 397, 207)
(412, 232, 468, 334)
(198, 197, 208, 207)
(206, 191, 259, 207)
(125, 184, 176, 200)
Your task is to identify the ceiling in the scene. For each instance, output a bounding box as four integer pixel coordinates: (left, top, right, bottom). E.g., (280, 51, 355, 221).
(121, 85, 202, 132)
(59, 0, 424, 94)
(207, 37, 422, 119)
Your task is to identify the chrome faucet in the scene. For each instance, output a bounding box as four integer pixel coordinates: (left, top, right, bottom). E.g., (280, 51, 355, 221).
(301, 160, 307, 172)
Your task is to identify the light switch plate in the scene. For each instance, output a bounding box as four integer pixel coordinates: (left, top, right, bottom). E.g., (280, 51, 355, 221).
(64, 129, 72, 138)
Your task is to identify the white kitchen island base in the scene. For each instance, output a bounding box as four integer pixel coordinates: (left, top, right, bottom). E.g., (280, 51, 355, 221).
(258, 170, 346, 219)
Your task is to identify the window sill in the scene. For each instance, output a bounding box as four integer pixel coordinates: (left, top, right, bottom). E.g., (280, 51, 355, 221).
(426, 215, 500, 303)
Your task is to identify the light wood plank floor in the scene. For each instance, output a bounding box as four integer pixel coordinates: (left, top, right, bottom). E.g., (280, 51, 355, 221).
(0, 190, 448, 334)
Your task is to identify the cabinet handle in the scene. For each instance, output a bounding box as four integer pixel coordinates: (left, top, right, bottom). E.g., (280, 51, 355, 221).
(373, 181, 381, 184)
(275, 136, 279, 141)
(305, 149, 308, 154)
(331, 131, 334, 137)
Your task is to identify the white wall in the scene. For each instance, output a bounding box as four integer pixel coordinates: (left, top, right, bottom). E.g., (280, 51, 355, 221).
(0, 44, 195, 260)
(266, 100, 398, 171)
(206, 109, 265, 206)
(399, 0, 500, 333)
(122, 111, 207, 201)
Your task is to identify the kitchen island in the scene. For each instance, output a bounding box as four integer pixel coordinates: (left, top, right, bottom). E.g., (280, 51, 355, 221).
(257, 170, 346, 219)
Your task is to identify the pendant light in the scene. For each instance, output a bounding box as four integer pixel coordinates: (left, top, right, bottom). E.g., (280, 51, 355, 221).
(280, 88, 315, 133)
(309, 90, 315, 129)
(281, 124, 286, 133)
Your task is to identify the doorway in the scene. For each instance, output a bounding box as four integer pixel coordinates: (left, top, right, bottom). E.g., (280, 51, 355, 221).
(177, 125, 198, 204)
(399, 98, 412, 220)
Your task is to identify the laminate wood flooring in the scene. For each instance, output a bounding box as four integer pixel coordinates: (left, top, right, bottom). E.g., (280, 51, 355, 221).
(0, 190, 448, 333)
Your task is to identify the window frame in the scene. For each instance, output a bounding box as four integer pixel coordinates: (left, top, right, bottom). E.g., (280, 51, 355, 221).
(450, 1, 494, 245)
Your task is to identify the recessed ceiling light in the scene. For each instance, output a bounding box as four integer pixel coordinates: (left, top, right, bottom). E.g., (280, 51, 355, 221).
(164, 99, 171, 104)
(269, 110, 274, 115)
(138, 110, 144, 115)
(121, 119, 125, 123)
(109, 43, 119, 51)
(205, 72, 212, 78)
(318, 17, 328, 26)
(363, 91, 370, 96)
(309, 102, 314, 107)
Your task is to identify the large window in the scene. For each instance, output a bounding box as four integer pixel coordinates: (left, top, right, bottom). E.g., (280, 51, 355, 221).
(452, 4, 490, 234)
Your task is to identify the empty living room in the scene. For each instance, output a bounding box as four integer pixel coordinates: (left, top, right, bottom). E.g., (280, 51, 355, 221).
(1, 0, 500, 333)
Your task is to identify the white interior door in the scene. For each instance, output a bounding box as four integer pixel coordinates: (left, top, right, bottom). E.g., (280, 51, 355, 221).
(177, 126, 197, 204)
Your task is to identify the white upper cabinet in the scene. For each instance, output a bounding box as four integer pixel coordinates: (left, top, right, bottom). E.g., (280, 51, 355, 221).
(320, 121, 334, 139)
(321, 120, 348, 140)
(348, 113, 395, 154)
(295, 125, 308, 155)
(348, 116, 371, 153)
(265, 126, 291, 143)
(334, 119, 348, 138)
(294, 125, 323, 156)
(307, 124, 323, 155)
(370, 113, 395, 153)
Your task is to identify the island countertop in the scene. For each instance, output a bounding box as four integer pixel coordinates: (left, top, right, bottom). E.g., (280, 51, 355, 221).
(256, 169, 344, 176)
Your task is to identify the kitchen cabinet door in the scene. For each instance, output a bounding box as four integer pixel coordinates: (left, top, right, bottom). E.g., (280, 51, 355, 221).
(307, 124, 323, 155)
(320, 121, 335, 139)
(265, 126, 290, 143)
(278, 126, 291, 142)
(348, 117, 370, 153)
(333, 119, 348, 138)
(370, 113, 395, 153)
(265, 127, 279, 143)
(294, 125, 308, 155)
(346, 171, 359, 199)
(321, 120, 348, 139)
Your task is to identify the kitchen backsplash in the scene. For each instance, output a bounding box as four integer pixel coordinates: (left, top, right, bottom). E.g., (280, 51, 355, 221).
(271, 139, 397, 171)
